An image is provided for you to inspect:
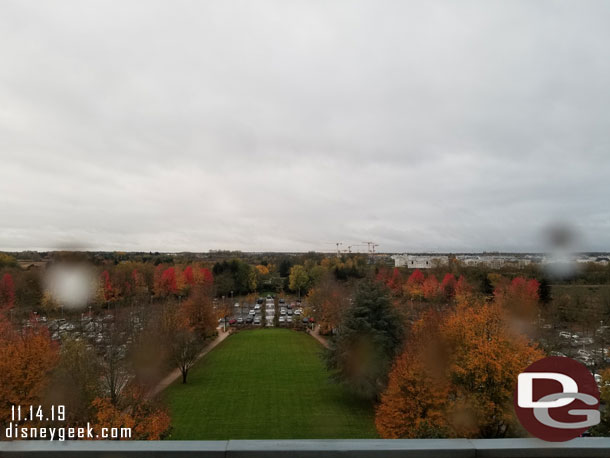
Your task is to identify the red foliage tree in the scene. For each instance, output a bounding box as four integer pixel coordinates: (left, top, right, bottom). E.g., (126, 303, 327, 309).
(183, 266, 195, 286)
(494, 276, 540, 320)
(154, 266, 178, 297)
(101, 270, 114, 302)
(404, 269, 425, 299)
(387, 268, 403, 293)
(440, 273, 457, 300)
(454, 275, 472, 304)
(200, 267, 213, 284)
(0, 273, 15, 311)
(422, 274, 440, 301)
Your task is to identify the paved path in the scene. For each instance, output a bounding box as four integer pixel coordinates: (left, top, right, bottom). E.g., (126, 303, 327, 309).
(309, 325, 330, 349)
(146, 328, 232, 399)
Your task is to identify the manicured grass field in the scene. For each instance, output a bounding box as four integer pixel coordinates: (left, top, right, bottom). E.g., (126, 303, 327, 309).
(164, 328, 377, 439)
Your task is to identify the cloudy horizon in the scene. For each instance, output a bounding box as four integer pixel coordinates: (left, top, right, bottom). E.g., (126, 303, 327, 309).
(1, 0, 609, 253)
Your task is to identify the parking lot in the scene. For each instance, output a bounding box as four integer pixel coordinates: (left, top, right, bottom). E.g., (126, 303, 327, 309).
(538, 320, 610, 384)
(221, 295, 310, 329)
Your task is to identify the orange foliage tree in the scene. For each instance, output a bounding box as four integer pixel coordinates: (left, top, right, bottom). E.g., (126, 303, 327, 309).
(0, 315, 59, 429)
(307, 273, 349, 335)
(422, 274, 440, 301)
(376, 300, 543, 438)
(92, 386, 170, 440)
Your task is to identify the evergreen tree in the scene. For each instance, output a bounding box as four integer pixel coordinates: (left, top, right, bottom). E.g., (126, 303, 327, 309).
(325, 280, 404, 400)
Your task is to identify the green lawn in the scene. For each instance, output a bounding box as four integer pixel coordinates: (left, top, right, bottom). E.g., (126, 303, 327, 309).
(164, 328, 377, 439)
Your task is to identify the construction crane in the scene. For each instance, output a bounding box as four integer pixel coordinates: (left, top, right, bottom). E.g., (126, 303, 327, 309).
(323, 242, 343, 255)
(362, 242, 380, 254)
(347, 244, 366, 253)
(335, 242, 343, 255)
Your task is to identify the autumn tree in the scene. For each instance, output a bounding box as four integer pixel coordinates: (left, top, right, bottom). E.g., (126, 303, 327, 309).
(422, 274, 440, 301)
(454, 275, 473, 305)
(494, 276, 540, 320)
(91, 387, 170, 440)
(0, 254, 17, 268)
(591, 367, 610, 436)
(376, 312, 449, 438)
(172, 328, 201, 384)
(326, 280, 404, 400)
(306, 273, 349, 335)
(101, 330, 130, 406)
(181, 274, 216, 339)
(440, 273, 457, 300)
(100, 270, 116, 302)
(387, 268, 403, 294)
(47, 338, 101, 425)
(289, 265, 309, 298)
(376, 300, 544, 438)
(0, 273, 15, 310)
(0, 317, 59, 430)
(404, 269, 425, 300)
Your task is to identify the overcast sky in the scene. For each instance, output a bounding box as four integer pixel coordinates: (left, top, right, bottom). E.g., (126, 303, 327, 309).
(1, 1, 609, 253)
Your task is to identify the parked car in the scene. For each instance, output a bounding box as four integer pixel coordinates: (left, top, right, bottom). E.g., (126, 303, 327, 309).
(279, 298, 285, 304)
(234, 302, 240, 308)
(302, 318, 309, 324)
(559, 331, 571, 339)
(294, 309, 301, 315)
(237, 317, 244, 324)
(229, 319, 237, 325)
(254, 304, 261, 310)
(287, 310, 293, 315)
(257, 297, 264, 304)
(249, 309, 256, 315)
(286, 316, 293, 323)
(280, 308, 287, 315)
(246, 317, 253, 324)
(254, 317, 261, 325)
(279, 316, 286, 323)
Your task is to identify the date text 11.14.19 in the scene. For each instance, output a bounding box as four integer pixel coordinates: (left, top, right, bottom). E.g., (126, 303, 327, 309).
(11, 405, 65, 422)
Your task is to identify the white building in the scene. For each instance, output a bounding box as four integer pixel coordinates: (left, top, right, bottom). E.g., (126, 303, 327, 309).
(391, 254, 449, 269)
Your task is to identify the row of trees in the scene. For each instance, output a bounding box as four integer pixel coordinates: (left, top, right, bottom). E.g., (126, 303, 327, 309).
(0, 260, 221, 439)
(322, 270, 549, 438)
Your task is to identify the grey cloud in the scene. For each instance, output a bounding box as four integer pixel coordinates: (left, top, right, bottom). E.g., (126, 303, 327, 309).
(0, 0, 609, 252)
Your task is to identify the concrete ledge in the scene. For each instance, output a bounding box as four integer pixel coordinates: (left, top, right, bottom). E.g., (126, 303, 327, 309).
(226, 439, 473, 458)
(0, 438, 609, 458)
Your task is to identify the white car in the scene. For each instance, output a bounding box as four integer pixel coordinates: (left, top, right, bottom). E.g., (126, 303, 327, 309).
(279, 316, 286, 323)
(249, 309, 256, 315)
(254, 304, 261, 310)
(294, 309, 301, 316)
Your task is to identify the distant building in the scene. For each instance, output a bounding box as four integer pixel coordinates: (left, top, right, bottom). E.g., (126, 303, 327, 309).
(391, 254, 448, 269)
